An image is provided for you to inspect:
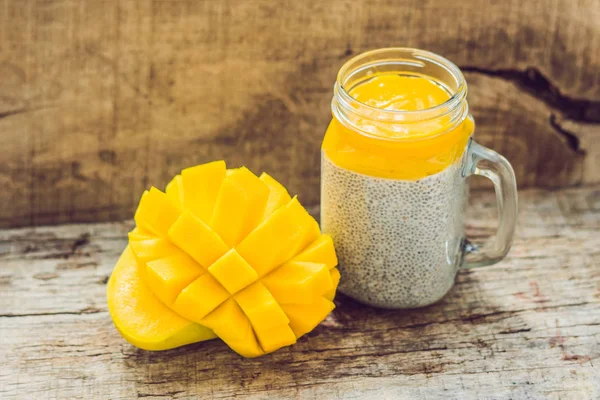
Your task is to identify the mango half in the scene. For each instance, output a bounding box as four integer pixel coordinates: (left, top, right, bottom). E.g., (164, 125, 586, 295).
(107, 161, 339, 357)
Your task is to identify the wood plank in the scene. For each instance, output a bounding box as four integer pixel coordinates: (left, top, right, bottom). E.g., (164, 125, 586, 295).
(1, 0, 600, 228)
(1, 188, 599, 399)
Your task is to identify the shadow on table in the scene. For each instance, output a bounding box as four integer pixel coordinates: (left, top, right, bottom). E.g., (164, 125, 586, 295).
(120, 269, 518, 393)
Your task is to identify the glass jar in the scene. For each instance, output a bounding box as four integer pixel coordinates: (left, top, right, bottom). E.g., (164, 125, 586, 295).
(321, 48, 518, 308)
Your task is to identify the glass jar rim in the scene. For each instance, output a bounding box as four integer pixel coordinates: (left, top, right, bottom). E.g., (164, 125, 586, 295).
(331, 48, 470, 142)
(335, 47, 467, 118)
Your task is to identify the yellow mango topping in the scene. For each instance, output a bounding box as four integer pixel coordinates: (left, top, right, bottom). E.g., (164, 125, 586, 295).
(107, 161, 339, 357)
(323, 73, 474, 180)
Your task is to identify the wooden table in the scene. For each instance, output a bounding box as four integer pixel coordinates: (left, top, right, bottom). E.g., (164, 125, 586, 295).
(2, 188, 599, 399)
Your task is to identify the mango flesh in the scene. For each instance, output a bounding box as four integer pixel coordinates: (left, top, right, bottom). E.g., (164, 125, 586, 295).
(182, 161, 226, 224)
(282, 297, 336, 337)
(145, 252, 205, 305)
(108, 161, 339, 357)
(201, 299, 264, 358)
(107, 247, 216, 351)
(236, 197, 321, 277)
(208, 249, 259, 295)
(168, 210, 229, 267)
(129, 236, 178, 263)
(325, 268, 341, 301)
(134, 188, 181, 237)
(210, 167, 270, 247)
(292, 234, 338, 270)
(259, 172, 292, 219)
(262, 261, 333, 305)
(165, 174, 184, 208)
(173, 273, 231, 322)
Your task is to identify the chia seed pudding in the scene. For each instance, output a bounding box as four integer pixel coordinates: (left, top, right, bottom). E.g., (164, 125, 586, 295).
(321, 152, 468, 308)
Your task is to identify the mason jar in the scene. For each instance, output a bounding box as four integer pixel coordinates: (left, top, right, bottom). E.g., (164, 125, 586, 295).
(321, 48, 518, 308)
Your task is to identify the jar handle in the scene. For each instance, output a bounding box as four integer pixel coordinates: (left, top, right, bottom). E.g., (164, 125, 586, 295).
(462, 140, 518, 268)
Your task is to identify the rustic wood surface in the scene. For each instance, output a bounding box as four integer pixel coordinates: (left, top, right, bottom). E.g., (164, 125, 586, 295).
(2, 0, 600, 228)
(1, 187, 599, 399)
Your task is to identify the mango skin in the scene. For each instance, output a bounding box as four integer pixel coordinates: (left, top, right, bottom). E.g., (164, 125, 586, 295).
(107, 246, 217, 351)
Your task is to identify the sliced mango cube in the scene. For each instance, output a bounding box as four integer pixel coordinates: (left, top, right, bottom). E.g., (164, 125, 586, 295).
(173, 273, 230, 323)
(201, 299, 249, 338)
(210, 167, 270, 247)
(234, 282, 289, 332)
(282, 297, 336, 338)
(236, 197, 321, 277)
(165, 174, 184, 208)
(325, 268, 341, 301)
(201, 299, 264, 358)
(254, 323, 297, 353)
(128, 227, 155, 242)
(259, 172, 292, 220)
(168, 210, 229, 267)
(208, 249, 258, 295)
(262, 261, 333, 305)
(231, 282, 297, 353)
(134, 188, 180, 237)
(182, 160, 226, 224)
(293, 234, 338, 270)
(219, 326, 264, 358)
(278, 208, 321, 265)
(145, 252, 205, 305)
(285, 261, 333, 296)
(129, 237, 178, 263)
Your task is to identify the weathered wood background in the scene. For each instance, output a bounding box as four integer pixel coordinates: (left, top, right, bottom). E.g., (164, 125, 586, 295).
(1, 0, 600, 228)
(1, 188, 599, 399)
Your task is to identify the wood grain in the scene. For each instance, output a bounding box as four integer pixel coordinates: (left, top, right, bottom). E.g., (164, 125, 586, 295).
(1, 187, 599, 399)
(1, 0, 600, 228)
